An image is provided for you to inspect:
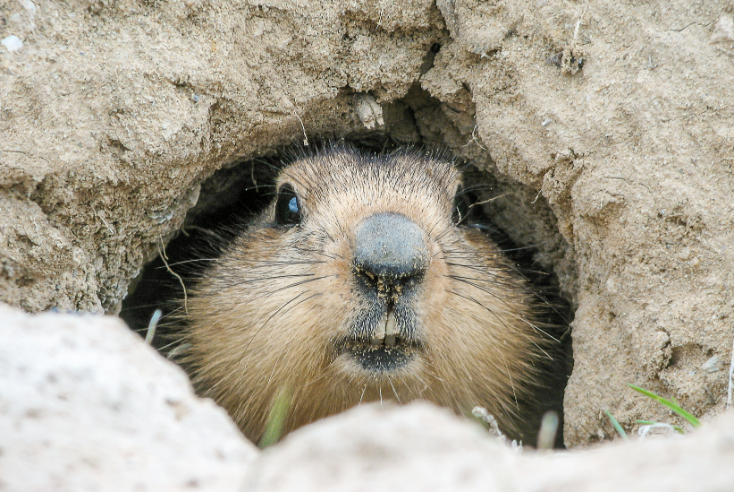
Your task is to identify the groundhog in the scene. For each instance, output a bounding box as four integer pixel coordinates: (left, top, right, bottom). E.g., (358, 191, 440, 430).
(176, 147, 565, 445)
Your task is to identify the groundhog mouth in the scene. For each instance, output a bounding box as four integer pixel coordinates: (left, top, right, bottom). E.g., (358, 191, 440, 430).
(335, 310, 423, 373)
(343, 343, 419, 372)
(339, 339, 422, 373)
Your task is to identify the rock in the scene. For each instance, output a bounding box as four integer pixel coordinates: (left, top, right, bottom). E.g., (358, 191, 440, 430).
(1, 35, 23, 53)
(711, 15, 734, 44)
(244, 402, 734, 492)
(0, 304, 257, 492)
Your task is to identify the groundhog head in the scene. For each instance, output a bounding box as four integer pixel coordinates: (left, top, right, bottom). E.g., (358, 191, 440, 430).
(180, 147, 558, 444)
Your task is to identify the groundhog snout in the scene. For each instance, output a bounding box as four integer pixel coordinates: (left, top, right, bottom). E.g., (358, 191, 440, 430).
(353, 212, 429, 287)
(350, 212, 428, 351)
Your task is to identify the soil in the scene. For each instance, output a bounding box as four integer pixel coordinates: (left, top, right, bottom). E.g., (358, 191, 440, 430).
(1, 0, 734, 447)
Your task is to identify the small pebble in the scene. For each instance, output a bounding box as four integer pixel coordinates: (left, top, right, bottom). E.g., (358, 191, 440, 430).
(1, 35, 23, 53)
(20, 0, 36, 12)
(702, 356, 721, 373)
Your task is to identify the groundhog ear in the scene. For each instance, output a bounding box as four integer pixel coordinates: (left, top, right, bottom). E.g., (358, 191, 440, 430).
(452, 185, 474, 225)
(275, 184, 303, 225)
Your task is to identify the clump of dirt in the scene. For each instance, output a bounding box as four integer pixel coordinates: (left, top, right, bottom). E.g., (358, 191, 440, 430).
(2, 0, 733, 447)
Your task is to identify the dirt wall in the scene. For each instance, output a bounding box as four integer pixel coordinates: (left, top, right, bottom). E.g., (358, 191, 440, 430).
(2, 0, 734, 446)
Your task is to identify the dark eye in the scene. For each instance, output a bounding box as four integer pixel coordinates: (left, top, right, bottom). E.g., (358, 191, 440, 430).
(452, 185, 474, 225)
(275, 184, 302, 225)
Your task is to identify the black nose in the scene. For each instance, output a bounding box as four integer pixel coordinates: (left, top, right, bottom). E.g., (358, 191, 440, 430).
(353, 212, 429, 284)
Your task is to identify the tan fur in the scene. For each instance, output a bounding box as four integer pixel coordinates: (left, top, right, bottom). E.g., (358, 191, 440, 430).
(180, 149, 553, 443)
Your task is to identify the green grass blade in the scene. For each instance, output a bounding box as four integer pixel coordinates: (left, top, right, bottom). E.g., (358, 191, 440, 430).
(259, 385, 292, 448)
(604, 410, 628, 439)
(628, 384, 701, 427)
(537, 410, 560, 450)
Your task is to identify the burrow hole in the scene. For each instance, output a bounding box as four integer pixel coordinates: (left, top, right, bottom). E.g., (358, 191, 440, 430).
(120, 83, 576, 447)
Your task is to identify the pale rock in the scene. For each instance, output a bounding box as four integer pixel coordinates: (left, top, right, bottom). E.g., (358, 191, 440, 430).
(0, 304, 257, 492)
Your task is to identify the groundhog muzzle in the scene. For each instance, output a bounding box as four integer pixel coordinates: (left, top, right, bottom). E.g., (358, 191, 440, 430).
(178, 147, 563, 444)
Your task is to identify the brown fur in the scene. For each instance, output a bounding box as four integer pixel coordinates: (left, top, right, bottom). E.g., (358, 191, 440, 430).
(179, 148, 556, 443)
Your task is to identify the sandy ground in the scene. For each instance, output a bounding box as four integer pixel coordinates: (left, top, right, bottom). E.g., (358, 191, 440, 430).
(1, 0, 734, 448)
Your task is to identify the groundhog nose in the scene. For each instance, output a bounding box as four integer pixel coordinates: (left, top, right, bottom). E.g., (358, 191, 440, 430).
(354, 212, 429, 279)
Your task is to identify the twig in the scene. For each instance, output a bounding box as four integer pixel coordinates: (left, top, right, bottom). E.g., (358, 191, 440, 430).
(573, 0, 590, 43)
(531, 188, 543, 204)
(293, 109, 309, 146)
(145, 309, 162, 345)
(92, 206, 115, 234)
(158, 235, 188, 314)
(471, 193, 511, 208)
(462, 126, 487, 150)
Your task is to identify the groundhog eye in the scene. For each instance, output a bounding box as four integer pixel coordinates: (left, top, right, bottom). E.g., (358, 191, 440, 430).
(452, 186, 473, 225)
(275, 184, 302, 225)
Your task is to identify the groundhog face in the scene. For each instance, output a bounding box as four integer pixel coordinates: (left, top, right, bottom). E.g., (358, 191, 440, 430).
(183, 148, 551, 443)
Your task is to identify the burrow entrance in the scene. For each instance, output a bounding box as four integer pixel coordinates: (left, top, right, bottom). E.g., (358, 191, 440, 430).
(120, 82, 576, 446)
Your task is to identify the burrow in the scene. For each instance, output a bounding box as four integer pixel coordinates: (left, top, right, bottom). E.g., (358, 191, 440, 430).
(119, 66, 578, 444)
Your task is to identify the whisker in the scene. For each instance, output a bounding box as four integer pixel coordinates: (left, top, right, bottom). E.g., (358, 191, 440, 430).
(444, 264, 568, 322)
(445, 288, 555, 360)
(387, 378, 401, 403)
(263, 292, 324, 388)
